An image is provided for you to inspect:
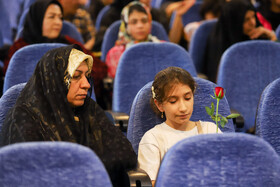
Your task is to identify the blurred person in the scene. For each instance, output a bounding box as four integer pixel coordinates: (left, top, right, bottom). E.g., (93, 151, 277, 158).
(256, 0, 280, 30)
(3, 0, 107, 109)
(58, 0, 96, 50)
(203, 0, 277, 82)
(105, 1, 161, 78)
(183, 0, 226, 48)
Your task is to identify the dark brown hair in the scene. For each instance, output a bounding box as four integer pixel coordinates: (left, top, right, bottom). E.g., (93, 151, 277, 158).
(150, 67, 196, 115)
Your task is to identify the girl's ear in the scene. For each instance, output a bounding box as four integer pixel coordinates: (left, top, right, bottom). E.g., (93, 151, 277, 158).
(154, 99, 164, 112)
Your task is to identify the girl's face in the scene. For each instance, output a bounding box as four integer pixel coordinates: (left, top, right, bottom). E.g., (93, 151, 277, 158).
(42, 4, 63, 39)
(67, 61, 91, 107)
(243, 10, 256, 36)
(127, 10, 151, 41)
(155, 83, 194, 130)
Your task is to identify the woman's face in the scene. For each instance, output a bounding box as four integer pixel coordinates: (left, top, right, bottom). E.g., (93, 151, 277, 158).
(127, 10, 151, 41)
(42, 4, 63, 39)
(155, 83, 194, 129)
(243, 10, 256, 36)
(67, 61, 91, 107)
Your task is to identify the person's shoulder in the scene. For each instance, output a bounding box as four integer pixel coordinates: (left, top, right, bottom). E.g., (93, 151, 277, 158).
(140, 123, 164, 143)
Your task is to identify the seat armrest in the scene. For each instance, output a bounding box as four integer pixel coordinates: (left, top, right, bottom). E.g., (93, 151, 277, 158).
(230, 109, 244, 129)
(127, 168, 152, 187)
(105, 110, 129, 132)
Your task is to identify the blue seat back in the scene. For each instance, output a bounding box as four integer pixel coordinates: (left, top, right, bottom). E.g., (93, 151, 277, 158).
(0, 83, 26, 131)
(101, 20, 169, 61)
(0, 0, 13, 45)
(256, 77, 280, 155)
(0, 142, 112, 187)
(276, 24, 280, 40)
(95, 5, 110, 31)
(127, 77, 234, 154)
(217, 40, 280, 132)
(4, 43, 67, 93)
(189, 19, 217, 73)
(113, 42, 197, 115)
(182, 1, 202, 26)
(156, 133, 280, 186)
(61, 21, 85, 44)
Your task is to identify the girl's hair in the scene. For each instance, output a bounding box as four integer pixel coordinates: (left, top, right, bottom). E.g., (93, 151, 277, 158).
(150, 67, 196, 115)
(128, 4, 147, 16)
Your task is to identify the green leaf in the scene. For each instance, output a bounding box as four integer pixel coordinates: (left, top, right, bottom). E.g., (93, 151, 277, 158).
(220, 119, 226, 128)
(210, 102, 214, 115)
(210, 95, 215, 99)
(221, 116, 228, 124)
(205, 106, 212, 116)
(211, 116, 221, 122)
(226, 113, 240, 119)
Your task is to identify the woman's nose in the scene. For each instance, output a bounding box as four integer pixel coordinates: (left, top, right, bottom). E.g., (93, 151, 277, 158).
(81, 76, 91, 89)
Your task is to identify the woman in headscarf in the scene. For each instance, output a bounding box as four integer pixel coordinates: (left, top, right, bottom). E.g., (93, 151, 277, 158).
(203, 0, 277, 83)
(0, 44, 137, 187)
(3, 0, 107, 109)
(105, 1, 161, 78)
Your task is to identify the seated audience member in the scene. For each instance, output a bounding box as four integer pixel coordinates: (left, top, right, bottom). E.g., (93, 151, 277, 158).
(0, 45, 137, 187)
(138, 67, 222, 187)
(105, 1, 161, 78)
(184, 0, 226, 47)
(203, 0, 277, 82)
(3, 0, 107, 109)
(256, 0, 280, 30)
(58, 0, 96, 50)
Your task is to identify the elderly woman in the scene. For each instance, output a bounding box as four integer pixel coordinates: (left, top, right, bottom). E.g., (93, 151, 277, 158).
(0, 45, 137, 187)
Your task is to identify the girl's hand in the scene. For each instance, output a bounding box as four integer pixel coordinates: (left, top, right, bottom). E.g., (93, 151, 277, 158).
(248, 26, 277, 41)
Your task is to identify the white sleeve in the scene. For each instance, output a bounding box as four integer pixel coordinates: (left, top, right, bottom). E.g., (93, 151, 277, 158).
(137, 132, 161, 181)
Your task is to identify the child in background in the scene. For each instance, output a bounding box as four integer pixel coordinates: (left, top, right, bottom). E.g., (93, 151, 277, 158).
(105, 1, 161, 78)
(138, 66, 221, 186)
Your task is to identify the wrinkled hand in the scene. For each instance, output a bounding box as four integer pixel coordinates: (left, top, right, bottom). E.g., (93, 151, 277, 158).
(248, 26, 277, 41)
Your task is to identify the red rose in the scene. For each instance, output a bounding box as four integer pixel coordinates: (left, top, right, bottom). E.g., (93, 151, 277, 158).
(215, 87, 224, 99)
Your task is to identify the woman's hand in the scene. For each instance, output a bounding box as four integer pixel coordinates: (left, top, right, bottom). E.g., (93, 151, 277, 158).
(248, 26, 277, 41)
(165, 0, 196, 17)
(175, 0, 196, 16)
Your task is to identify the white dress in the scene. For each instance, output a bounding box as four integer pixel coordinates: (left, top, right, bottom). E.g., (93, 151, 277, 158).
(137, 121, 222, 180)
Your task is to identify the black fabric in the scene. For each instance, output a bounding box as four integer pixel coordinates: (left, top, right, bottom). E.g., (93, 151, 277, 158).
(0, 45, 137, 187)
(258, 6, 280, 30)
(203, 0, 258, 82)
(22, 0, 67, 44)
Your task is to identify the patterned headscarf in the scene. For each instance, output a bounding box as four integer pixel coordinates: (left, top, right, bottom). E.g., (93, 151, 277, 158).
(116, 1, 160, 48)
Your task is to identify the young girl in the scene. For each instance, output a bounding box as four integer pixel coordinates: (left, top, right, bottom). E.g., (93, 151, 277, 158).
(137, 67, 221, 186)
(105, 1, 161, 78)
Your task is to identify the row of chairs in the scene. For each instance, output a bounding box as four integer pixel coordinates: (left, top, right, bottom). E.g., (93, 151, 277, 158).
(3, 40, 280, 133)
(0, 132, 279, 186)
